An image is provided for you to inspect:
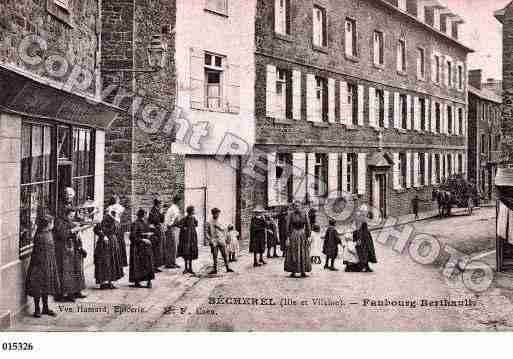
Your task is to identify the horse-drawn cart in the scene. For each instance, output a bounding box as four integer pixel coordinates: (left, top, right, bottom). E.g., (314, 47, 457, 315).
(433, 176, 479, 217)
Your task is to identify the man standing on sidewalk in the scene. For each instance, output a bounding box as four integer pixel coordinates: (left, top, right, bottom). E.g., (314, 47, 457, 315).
(206, 208, 234, 275)
(164, 195, 182, 269)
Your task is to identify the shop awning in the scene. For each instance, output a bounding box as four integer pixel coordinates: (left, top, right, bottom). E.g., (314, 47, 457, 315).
(0, 64, 123, 130)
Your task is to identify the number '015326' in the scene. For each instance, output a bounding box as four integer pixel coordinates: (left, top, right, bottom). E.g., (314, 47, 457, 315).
(2, 342, 34, 351)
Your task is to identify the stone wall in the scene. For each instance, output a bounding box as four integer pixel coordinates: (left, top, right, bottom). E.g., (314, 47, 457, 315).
(502, 5, 513, 165)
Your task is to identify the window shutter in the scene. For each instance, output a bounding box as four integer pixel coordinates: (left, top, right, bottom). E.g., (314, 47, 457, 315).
(340, 152, 347, 193)
(190, 48, 205, 110)
(368, 87, 376, 127)
(462, 153, 467, 176)
(425, 98, 430, 131)
(328, 153, 338, 195)
(306, 74, 316, 122)
(406, 94, 412, 130)
(383, 90, 390, 128)
(393, 153, 400, 190)
(413, 97, 420, 131)
(394, 92, 400, 129)
(328, 78, 336, 123)
(443, 103, 448, 134)
(431, 153, 436, 185)
(452, 153, 456, 175)
(292, 70, 302, 120)
(444, 153, 449, 178)
(292, 152, 307, 203)
(406, 152, 412, 188)
(431, 100, 436, 133)
(267, 153, 278, 207)
(455, 107, 460, 135)
(227, 63, 240, 114)
(461, 108, 466, 136)
(413, 152, 420, 187)
(307, 153, 316, 199)
(358, 85, 364, 126)
(357, 153, 366, 195)
(339, 81, 348, 125)
(266, 65, 277, 118)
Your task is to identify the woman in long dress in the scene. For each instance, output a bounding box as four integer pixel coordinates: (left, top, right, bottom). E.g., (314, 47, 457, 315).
(93, 210, 124, 289)
(106, 195, 128, 267)
(354, 221, 377, 272)
(284, 202, 312, 278)
(54, 207, 86, 302)
(148, 199, 165, 272)
(177, 206, 199, 275)
(129, 209, 155, 288)
(26, 215, 60, 318)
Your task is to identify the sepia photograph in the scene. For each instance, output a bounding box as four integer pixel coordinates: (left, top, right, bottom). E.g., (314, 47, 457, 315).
(1, 0, 513, 347)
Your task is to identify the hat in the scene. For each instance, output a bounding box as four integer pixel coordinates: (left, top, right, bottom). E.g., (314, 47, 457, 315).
(253, 205, 265, 213)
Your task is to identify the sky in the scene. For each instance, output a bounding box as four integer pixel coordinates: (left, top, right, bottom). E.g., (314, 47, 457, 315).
(443, 0, 510, 80)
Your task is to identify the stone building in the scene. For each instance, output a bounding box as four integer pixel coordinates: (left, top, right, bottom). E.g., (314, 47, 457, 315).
(467, 69, 502, 202)
(0, 0, 119, 328)
(248, 0, 472, 224)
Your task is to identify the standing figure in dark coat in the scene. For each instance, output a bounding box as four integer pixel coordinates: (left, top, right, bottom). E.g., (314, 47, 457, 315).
(93, 210, 124, 289)
(322, 218, 342, 271)
(308, 207, 317, 227)
(250, 206, 267, 267)
(284, 202, 312, 278)
(278, 208, 289, 257)
(148, 199, 165, 272)
(354, 221, 377, 273)
(177, 206, 199, 275)
(26, 215, 60, 318)
(266, 215, 279, 258)
(106, 195, 128, 267)
(129, 209, 155, 288)
(54, 207, 87, 302)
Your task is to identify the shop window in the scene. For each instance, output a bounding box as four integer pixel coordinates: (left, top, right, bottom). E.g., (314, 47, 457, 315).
(72, 128, 95, 207)
(20, 123, 55, 255)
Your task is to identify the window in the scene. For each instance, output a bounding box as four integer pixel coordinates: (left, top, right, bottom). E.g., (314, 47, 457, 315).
(481, 134, 486, 155)
(314, 76, 328, 122)
(447, 60, 453, 87)
(397, 39, 406, 72)
(434, 55, 441, 84)
(458, 64, 463, 90)
(458, 154, 463, 174)
(419, 153, 426, 186)
(204, 53, 224, 110)
(435, 154, 441, 183)
(274, 68, 292, 119)
(72, 128, 95, 207)
(347, 153, 358, 194)
(345, 18, 357, 57)
(399, 153, 407, 188)
(435, 102, 441, 133)
(275, 153, 293, 204)
(400, 94, 407, 129)
(348, 83, 358, 125)
(373, 31, 384, 66)
(447, 105, 453, 135)
(417, 48, 425, 79)
(419, 98, 426, 130)
(458, 108, 463, 135)
(376, 89, 385, 127)
(314, 154, 328, 197)
(313, 6, 327, 47)
(447, 154, 452, 176)
(275, 0, 290, 35)
(442, 155, 447, 180)
(205, 0, 228, 15)
(20, 123, 55, 255)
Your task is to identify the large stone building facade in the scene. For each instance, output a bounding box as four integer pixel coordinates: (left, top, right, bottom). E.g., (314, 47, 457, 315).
(246, 0, 472, 225)
(467, 69, 502, 202)
(0, 0, 119, 328)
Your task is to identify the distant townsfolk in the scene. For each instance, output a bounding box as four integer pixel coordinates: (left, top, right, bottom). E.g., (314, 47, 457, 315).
(284, 201, 312, 278)
(106, 195, 128, 267)
(206, 208, 234, 275)
(177, 206, 199, 275)
(148, 199, 165, 272)
(164, 195, 182, 269)
(129, 209, 155, 288)
(250, 206, 268, 267)
(25, 215, 60, 318)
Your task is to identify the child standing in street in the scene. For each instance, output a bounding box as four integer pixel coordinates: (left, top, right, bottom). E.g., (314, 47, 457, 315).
(322, 218, 341, 271)
(342, 232, 361, 272)
(226, 225, 240, 262)
(310, 224, 322, 265)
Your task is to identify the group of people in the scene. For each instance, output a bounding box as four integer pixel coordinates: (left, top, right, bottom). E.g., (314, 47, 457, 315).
(249, 200, 378, 278)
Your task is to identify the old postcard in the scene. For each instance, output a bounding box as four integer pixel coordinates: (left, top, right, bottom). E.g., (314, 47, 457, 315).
(1, 0, 513, 336)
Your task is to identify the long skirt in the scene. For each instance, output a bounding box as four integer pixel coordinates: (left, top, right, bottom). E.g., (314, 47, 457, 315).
(94, 237, 124, 284)
(150, 227, 164, 268)
(117, 231, 128, 267)
(284, 229, 312, 273)
(60, 249, 86, 294)
(26, 235, 61, 298)
(163, 227, 179, 266)
(129, 241, 155, 283)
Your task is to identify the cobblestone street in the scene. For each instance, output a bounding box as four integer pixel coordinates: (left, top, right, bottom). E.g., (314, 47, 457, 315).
(9, 207, 513, 332)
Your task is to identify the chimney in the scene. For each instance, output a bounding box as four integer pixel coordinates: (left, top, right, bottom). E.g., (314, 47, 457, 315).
(468, 69, 483, 90)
